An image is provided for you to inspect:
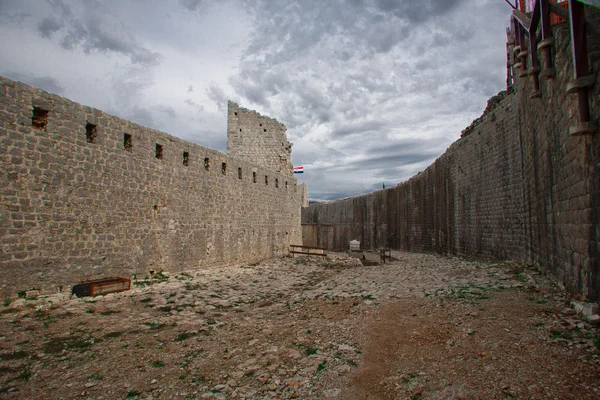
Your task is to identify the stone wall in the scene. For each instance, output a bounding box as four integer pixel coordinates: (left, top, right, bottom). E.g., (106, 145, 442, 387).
(0, 77, 303, 296)
(303, 15, 600, 301)
(227, 101, 294, 175)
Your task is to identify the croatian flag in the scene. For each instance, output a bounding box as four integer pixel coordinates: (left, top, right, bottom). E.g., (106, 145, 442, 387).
(293, 166, 304, 174)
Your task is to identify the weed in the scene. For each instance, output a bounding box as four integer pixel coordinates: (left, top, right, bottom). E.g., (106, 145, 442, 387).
(594, 335, 600, 351)
(175, 332, 197, 342)
(142, 321, 167, 331)
(0, 350, 28, 361)
(533, 322, 545, 327)
(550, 330, 573, 340)
(305, 346, 318, 356)
(126, 391, 141, 398)
(99, 309, 120, 316)
(104, 331, 124, 339)
(17, 368, 31, 382)
(3, 297, 10, 307)
(529, 297, 547, 305)
(151, 360, 165, 368)
(88, 373, 102, 381)
(43, 335, 95, 354)
(317, 360, 327, 372)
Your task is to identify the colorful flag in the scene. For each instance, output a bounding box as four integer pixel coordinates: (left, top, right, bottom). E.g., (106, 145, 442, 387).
(293, 166, 304, 174)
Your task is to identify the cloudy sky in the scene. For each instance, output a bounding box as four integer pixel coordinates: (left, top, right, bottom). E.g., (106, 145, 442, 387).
(0, 0, 512, 201)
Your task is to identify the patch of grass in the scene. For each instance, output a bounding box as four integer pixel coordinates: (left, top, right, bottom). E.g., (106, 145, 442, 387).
(104, 331, 124, 339)
(151, 360, 165, 368)
(0, 350, 29, 360)
(142, 322, 167, 331)
(3, 297, 10, 307)
(99, 309, 120, 315)
(529, 297, 547, 305)
(88, 373, 102, 381)
(305, 346, 318, 356)
(17, 368, 31, 382)
(126, 390, 141, 398)
(593, 335, 600, 351)
(550, 330, 573, 340)
(317, 360, 327, 372)
(175, 331, 198, 342)
(43, 335, 96, 354)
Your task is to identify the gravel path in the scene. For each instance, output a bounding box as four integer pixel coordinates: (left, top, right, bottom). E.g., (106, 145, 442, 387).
(0, 251, 598, 399)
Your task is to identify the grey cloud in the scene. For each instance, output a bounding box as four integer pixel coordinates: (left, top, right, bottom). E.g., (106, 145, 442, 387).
(2, 71, 65, 95)
(206, 84, 227, 112)
(374, 0, 464, 23)
(184, 98, 205, 112)
(37, 16, 63, 38)
(157, 106, 177, 119)
(39, 0, 162, 66)
(330, 120, 388, 139)
(179, 0, 205, 12)
(128, 107, 156, 129)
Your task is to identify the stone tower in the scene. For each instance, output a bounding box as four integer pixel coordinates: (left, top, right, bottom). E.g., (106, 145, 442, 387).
(227, 101, 294, 175)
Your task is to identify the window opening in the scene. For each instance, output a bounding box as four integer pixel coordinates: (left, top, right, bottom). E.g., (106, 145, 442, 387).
(32, 107, 48, 130)
(85, 123, 97, 143)
(124, 133, 132, 151)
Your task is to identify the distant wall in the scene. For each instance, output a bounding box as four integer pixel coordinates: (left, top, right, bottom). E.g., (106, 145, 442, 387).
(303, 17, 600, 300)
(0, 77, 303, 295)
(303, 89, 525, 259)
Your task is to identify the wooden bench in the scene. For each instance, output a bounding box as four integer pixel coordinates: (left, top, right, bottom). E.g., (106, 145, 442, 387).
(290, 244, 328, 259)
(379, 248, 392, 264)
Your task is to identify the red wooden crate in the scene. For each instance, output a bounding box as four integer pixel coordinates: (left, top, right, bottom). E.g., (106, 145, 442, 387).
(72, 277, 131, 297)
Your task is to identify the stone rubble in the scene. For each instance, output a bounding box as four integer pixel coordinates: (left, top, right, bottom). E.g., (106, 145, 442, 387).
(0, 251, 598, 399)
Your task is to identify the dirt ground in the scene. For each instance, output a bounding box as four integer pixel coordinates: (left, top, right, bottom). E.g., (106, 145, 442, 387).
(0, 251, 599, 399)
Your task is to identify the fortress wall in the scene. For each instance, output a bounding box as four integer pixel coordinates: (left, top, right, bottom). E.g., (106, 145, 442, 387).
(303, 16, 600, 300)
(0, 76, 303, 295)
(303, 90, 525, 260)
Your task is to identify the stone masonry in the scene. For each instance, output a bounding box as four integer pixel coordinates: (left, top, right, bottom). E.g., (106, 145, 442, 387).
(227, 101, 294, 175)
(0, 78, 304, 296)
(303, 9, 600, 301)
